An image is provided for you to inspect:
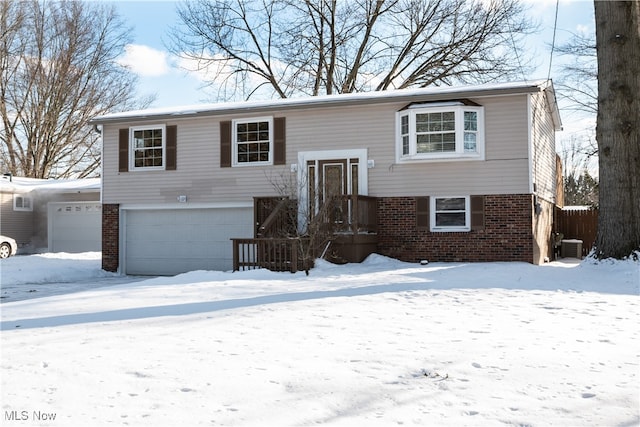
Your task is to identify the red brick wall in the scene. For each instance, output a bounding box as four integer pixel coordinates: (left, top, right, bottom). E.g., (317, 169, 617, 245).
(102, 204, 119, 272)
(377, 194, 534, 263)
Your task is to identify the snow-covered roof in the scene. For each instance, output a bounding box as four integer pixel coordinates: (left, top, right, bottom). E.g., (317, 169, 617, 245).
(0, 176, 101, 193)
(91, 79, 559, 125)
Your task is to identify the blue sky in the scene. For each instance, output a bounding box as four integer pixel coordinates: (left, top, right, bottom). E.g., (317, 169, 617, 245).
(112, 0, 596, 135)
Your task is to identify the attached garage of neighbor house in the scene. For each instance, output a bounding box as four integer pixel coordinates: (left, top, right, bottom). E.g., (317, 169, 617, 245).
(48, 202, 102, 253)
(122, 207, 253, 275)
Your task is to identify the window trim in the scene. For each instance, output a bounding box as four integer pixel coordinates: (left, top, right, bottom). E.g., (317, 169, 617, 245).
(231, 116, 274, 167)
(129, 124, 167, 171)
(396, 105, 484, 163)
(13, 194, 33, 212)
(430, 196, 471, 232)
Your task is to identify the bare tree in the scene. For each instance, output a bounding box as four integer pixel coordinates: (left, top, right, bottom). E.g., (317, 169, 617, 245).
(168, 0, 536, 100)
(262, 170, 350, 274)
(560, 134, 598, 206)
(0, 0, 152, 179)
(556, 31, 597, 115)
(593, 0, 640, 259)
(554, 24, 599, 187)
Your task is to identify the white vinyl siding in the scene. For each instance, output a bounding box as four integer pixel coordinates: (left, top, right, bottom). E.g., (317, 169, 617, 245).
(101, 94, 535, 204)
(1, 192, 34, 245)
(530, 91, 558, 203)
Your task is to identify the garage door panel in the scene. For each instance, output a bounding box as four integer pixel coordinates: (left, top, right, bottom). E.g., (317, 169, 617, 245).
(50, 203, 101, 253)
(125, 208, 253, 275)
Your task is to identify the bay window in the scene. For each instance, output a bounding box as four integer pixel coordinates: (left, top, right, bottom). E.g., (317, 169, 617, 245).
(397, 102, 484, 162)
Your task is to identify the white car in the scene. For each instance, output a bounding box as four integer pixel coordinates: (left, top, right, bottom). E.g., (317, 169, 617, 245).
(0, 235, 18, 258)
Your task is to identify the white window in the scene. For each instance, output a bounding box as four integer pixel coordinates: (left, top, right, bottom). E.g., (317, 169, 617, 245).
(396, 102, 484, 162)
(13, 195, 33, 211)
(130, 125, 166, 170)
(430, 196, 470, 232)
(232, 117, 273, 166)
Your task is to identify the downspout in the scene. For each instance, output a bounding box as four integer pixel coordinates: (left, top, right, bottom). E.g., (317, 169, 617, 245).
(94, 124, 103, 204)
(527, 93, 535, 196)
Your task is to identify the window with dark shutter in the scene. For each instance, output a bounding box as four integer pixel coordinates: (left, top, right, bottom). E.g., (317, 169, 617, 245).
(119, 128, 129, 172)
(274, 117, 286, 165)
(470, 195, 485, 231)
(416, 196, 430, 231)
(220, 120, 231, 167)
(129, 125, 168, 170)
(165, 125, 177, 170)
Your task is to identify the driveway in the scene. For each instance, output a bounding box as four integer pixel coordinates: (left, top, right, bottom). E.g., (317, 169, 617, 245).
(1, 275, 149, 303)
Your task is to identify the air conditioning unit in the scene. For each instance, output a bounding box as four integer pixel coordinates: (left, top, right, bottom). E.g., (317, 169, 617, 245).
(561, 239, 583, 259)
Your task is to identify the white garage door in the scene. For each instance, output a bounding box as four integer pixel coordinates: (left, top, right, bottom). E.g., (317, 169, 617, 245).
(49, 202, 102, 253)
(124, 207, 253, 275)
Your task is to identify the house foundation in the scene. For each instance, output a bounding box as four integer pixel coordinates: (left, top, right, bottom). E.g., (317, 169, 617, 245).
(377, 194, 535, 264)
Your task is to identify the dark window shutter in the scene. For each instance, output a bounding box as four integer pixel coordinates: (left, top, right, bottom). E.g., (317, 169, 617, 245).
(416, 197, 430, 231)
(118, 128, 129, 172)
(471, 195, 485, 231)
(273, 117, 286, 165)
(220, 120, 231, 168)
(165, 125, 177, 170)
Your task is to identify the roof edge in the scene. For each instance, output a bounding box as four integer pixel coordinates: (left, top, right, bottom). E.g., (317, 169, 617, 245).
(91, 80, 551, 125)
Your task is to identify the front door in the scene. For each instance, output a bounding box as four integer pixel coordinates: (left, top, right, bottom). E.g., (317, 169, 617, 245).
(297, 149, 368, 232)
(307, 158, 359, 216)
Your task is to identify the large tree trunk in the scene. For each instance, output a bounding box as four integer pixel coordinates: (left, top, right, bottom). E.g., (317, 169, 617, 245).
(593, 0, 640, 259)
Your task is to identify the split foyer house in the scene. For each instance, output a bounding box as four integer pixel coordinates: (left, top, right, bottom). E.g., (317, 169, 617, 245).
(91, 80, 562, 276)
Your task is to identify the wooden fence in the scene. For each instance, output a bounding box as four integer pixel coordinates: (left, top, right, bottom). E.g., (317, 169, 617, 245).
(555, 208, 598, 256)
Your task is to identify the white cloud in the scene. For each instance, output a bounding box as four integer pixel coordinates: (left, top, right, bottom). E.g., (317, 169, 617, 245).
(118, 44, 170, 77)
(176, 54, 232, 83)
(575, 24, 591, 35)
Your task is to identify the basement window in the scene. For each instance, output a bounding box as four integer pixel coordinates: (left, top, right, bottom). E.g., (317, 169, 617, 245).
(430, 196, 470, 232)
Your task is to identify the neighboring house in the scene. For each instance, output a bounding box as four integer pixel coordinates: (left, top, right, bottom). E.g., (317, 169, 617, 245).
(0, 176, 101, 253)
(91, 80, 562, 276)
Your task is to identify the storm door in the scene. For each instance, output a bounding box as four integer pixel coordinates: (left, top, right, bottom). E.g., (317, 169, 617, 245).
(307, 158, 359, 224)
(298, 149, 367, 233)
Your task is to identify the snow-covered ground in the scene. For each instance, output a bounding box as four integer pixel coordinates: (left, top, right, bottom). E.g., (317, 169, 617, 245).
(1, 253, 638, 426)
(0, 252, 146, 302)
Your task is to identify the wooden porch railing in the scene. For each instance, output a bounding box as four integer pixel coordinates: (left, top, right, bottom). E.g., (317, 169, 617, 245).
(254, 196, 296, 237)
(232, 237, 311, 273)
(331, 194, 378, 234)
(233, 194, 378, 272)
